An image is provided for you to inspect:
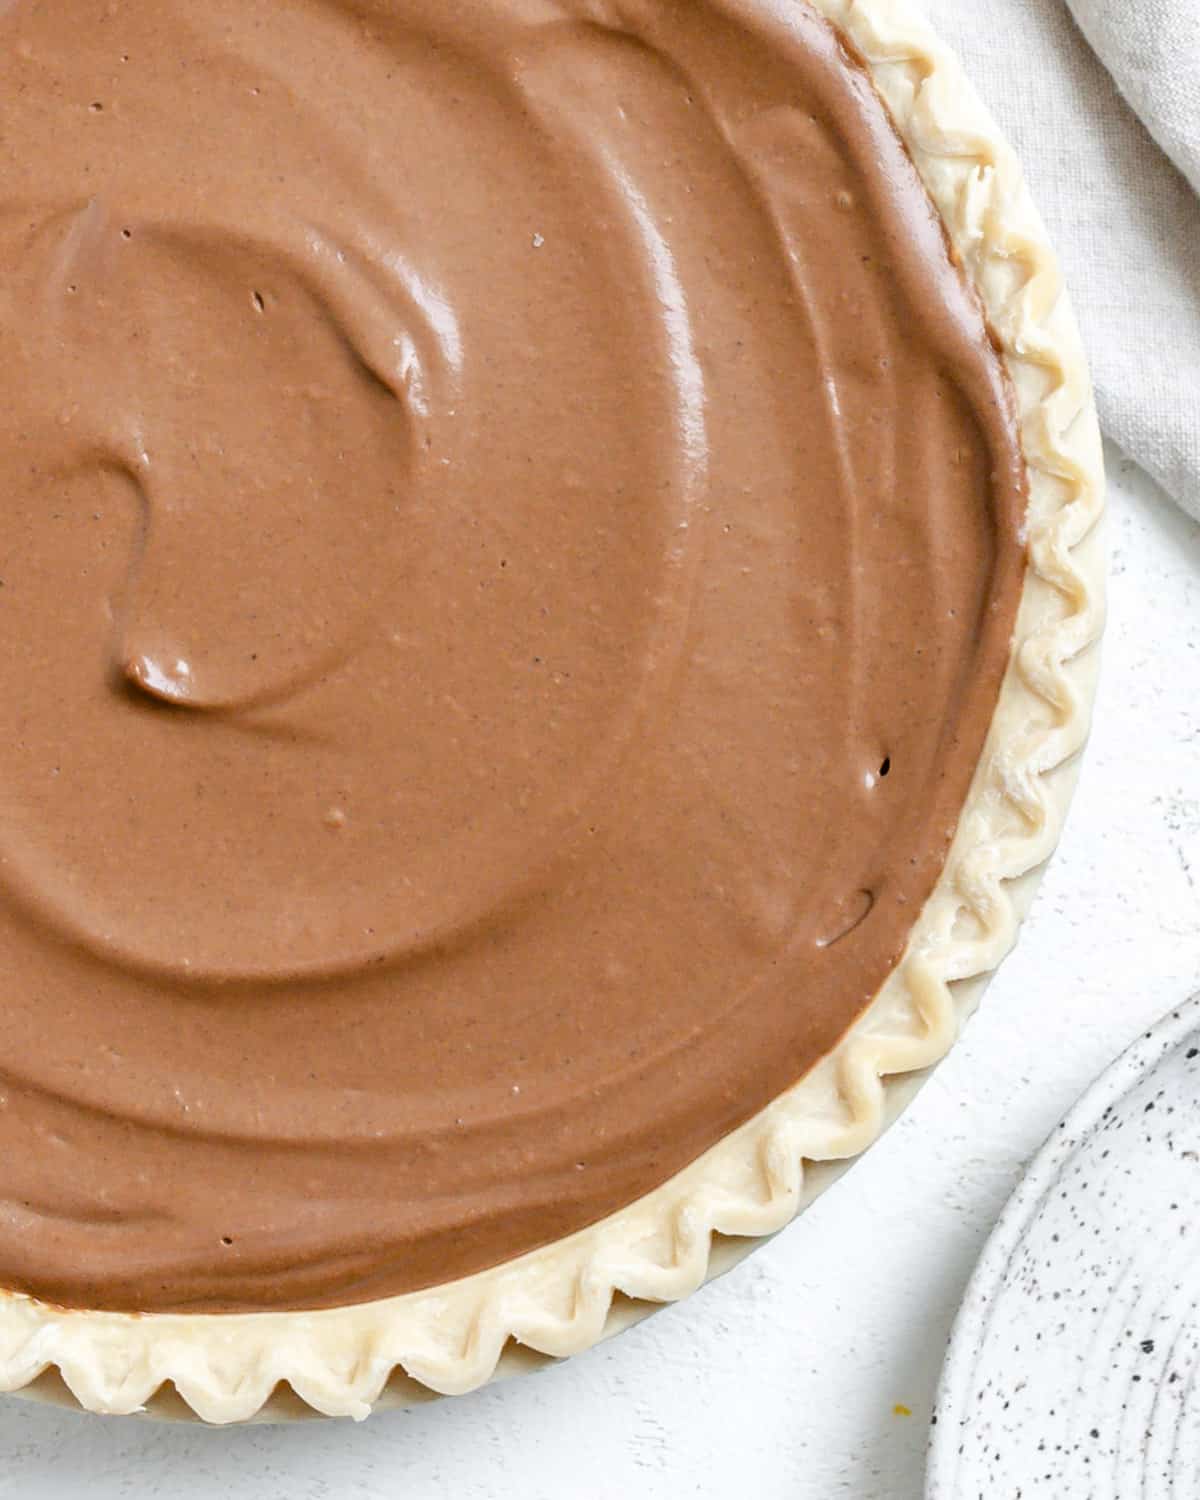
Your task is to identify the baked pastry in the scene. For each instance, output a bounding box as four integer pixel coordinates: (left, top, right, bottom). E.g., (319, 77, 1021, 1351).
(0, 0, 1103, 1419)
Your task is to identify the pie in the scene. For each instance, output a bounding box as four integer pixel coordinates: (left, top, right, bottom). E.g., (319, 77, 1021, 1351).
(0, 0, 1103, 1420)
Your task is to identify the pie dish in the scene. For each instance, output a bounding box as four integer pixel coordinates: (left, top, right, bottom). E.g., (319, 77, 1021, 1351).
(0, 0, 1103, 1421)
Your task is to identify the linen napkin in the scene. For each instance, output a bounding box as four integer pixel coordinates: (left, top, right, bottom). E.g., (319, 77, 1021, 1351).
(919, 0, 1200, 521)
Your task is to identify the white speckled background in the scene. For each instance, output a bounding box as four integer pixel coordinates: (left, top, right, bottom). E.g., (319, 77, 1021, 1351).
(0, 447, 1195, 1496)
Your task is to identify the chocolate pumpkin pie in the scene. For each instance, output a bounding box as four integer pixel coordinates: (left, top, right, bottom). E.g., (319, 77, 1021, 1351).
(0, 0, 1103, 1418)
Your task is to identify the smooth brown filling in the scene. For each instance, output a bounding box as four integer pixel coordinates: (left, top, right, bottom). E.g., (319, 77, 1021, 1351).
(0, 0, 1025, 1312)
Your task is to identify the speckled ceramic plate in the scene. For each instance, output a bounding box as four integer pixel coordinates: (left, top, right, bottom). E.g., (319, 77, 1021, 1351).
(927, 994, 1200, 1497)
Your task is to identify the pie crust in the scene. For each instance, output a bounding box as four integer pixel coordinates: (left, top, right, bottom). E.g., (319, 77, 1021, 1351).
(0, 0, 1104, 1421)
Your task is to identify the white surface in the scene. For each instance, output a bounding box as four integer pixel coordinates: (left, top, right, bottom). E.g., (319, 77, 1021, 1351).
(0, 445, 1195, 1496)
(928, 993, 1200, 1497)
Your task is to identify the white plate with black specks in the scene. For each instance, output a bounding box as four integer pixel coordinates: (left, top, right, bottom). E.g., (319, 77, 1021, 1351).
(927, 994, 1200, 1499)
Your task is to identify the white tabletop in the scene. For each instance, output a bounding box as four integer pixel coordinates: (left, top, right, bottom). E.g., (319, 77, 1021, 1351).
(5, 444, 1198, 1500)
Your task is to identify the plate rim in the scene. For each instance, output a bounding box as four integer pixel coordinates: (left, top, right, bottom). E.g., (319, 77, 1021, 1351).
(925, 990, 1200, 1497)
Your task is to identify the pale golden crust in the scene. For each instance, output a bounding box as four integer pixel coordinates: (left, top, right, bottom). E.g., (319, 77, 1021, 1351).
(0, 0, 1103, 1421)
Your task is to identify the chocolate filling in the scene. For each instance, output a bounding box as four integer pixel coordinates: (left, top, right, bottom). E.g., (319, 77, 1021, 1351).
(0, 0, 1025, 1311)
